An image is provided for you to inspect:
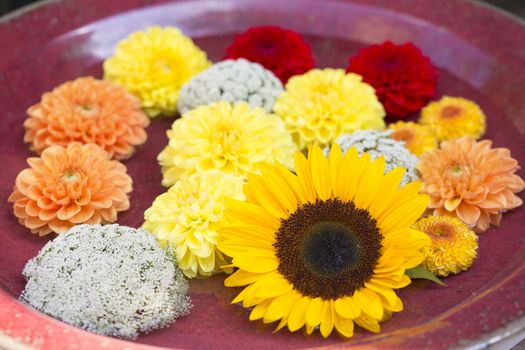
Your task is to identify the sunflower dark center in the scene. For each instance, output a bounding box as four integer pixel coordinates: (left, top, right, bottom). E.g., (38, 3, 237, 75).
(274, 199, 382, 300)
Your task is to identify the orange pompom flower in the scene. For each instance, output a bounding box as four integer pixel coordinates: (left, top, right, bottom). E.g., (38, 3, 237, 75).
(8, 143, 132, 236)
(418, 137, 525, 232)
(24, 77, 150, 160)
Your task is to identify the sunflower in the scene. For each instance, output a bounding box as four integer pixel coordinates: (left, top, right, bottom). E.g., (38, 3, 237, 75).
(218, 145, 430, 337)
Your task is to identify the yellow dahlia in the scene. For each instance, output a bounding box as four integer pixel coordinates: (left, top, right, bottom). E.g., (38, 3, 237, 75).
(273, 69, 386, 149)
(218, 145, 430, 338)
(158, 101, 296, 187)
(418, 137, 524, 232)
(414, 216, 478, 277)
(388, 121, 437, 156)
(143, 170, 245, 278)
(104, 26, 211, 117)
(419, 96, 486, 141)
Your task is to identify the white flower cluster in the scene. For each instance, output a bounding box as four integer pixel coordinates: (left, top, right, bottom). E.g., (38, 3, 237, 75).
(177, 58, 283, 114)
(331, 130, 419, 186)
(21, 224, 191, 339)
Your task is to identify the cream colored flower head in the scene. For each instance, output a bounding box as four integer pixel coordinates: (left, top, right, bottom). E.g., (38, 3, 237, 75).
(273, 68, 386, 149)
(158, 101, 296, 187)
(142, 170, 245, 278)
(103, 26, 211, 117)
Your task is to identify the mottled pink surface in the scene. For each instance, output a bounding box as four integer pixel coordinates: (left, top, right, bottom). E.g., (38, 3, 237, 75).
(0, 0, 525, 349)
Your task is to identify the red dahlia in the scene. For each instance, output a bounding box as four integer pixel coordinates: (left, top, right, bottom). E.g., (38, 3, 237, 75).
(347, 41, 437, 118)
(225, 26, 315, 83)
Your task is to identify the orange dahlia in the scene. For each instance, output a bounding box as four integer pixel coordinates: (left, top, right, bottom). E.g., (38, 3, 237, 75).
(8, 143, 132, 236)
(24, 77, 150, 160)
(418, 137, 524, 232)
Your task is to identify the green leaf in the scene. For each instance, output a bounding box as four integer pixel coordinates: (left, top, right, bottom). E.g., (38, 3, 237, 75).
(406, 266, 447, 286)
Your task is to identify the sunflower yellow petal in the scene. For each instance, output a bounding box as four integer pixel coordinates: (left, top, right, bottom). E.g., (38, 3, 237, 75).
(334, 316, 354, 338)
(233, 251, 278, 273)
(264, 290, 302, 323)
(218, 238, 274, 257)
(354, 156, 385, 210)
(355, 313, 381, 333)
(335, 147, 359, 201)
(320, 301, 335, 338)
(364, 281, 398, 307)
(259, 163, 298, 213)
(378, 195, 429, 233)
(274, 162, 307, 204)
(354, 289, 383, 320)
(254, 276, 293, 299)
(309, 146, 331, 200)
(247, 173, 288, 219)
(274, 317, 289, 332)
(225, 199, 280, 231)
(219, 225, 275, 243)
(249, 299, 272, 321)
(305, 297, 328, 328)
(329, 144, 343, 195)
(225, 270, 268, 287)
(368, 167, 405, 219)
(294, 151, 317, 203)
(288, 296, 311, 332)
(334, 296, 361, 319)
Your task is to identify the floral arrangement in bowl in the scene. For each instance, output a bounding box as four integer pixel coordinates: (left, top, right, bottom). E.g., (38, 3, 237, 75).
(7, 23, 524, 344)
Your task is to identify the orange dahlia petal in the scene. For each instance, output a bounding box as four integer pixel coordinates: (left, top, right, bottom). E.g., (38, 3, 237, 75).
(9, 143, 132, 236)
(23, 77, 150, 160)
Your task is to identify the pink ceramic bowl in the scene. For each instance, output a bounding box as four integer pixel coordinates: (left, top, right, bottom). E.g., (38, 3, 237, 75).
(1, 0, 525, 349)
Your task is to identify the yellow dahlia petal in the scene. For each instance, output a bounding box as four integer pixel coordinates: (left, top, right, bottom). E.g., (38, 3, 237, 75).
(389, 121, 438, 156)
(158, 101, 296, 186)
(419, 96, 486, 141)
(414, 215, 478, 276)
(274, 68, 385, 149)
(104, 26, 210, 117)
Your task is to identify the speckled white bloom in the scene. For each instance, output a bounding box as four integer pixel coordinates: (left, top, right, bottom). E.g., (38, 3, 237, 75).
(329, 130, 419, 186)
(177, 58, 283, 114)
(21, 224, 191, 339)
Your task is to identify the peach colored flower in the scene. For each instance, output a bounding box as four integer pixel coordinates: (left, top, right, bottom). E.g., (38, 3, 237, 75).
(24, 77, 150, 160)
(8, 143, 132, 236)
(417, 137, 524, 232)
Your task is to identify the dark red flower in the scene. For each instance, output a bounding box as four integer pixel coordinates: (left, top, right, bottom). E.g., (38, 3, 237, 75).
(225, 26, 315, 83)
(347, 41, 437, 118)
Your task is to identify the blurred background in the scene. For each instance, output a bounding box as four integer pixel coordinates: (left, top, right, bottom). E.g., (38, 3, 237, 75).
(1, 0, 525, 18)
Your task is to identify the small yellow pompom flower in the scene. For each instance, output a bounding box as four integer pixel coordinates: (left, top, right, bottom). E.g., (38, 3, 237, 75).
(419, 96, 486, 141)
(413, 215, 478, 277)
(142, 170, 245, 278)
(388, 121, 437, 156)
(158, 101, 296, 187)
(104, 26, 211, 117)
(273, 68, 385, 149)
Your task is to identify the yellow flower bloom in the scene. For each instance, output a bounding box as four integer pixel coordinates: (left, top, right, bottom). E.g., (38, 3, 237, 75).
(218, 145, 430, 338)
(388, 121, 437, 156)
(419, 96, 486, 141)
(158, 101, 296, 187)
(142, 170, 245, 278)
(413, 216, 478, 277)
(273, 69, 385, 149)
(104, 26, 211, 117)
